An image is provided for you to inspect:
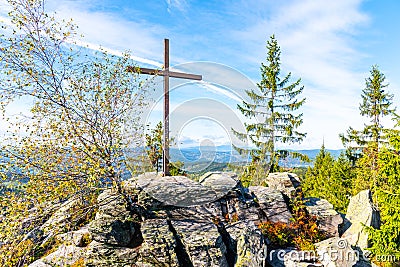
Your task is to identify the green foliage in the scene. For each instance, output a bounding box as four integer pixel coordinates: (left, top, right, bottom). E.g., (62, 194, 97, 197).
(145, 121, 163, 172)
(0, 0, 150, 265)
(258, 221, 294, 247)
(232, 35, 307, 185)
(237, 163, 258, 188)
(340, 65, 395, 163)
(302, 144, 335, 196)
(302, 145, 353, 213)
(144, 121, 186, 175)
(328, 154, 354, 212)
(169, 161, 186, 176)
(367, 131, 400, 265)
(258, 191, 325, 250)
(351, 145, 379, 194)
(287, 167, 307, 180)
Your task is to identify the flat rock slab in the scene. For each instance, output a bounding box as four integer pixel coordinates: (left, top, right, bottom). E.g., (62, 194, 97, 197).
(305, 197, 343, 237)
(265, 172, 301, 198)
(135, 172, 238, 207)
(249, 186, 293, 223)
(199, 172, 239, 199)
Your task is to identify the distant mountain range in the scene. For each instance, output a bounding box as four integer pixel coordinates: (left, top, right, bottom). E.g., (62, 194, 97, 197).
(170, 146, 344, 167)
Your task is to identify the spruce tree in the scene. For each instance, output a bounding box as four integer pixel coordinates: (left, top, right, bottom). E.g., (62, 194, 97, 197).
(368, 130, 400, 260)
(302, 144, 334, 199)
(232, 35, 306, 184)
(340, 65, 395, 164)
(328, 154, 354, 212)
(303, 147, 353, 213)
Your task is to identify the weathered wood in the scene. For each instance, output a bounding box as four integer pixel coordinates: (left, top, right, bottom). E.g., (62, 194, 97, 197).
(126, 67, 202, 80)
(163, 39, 170, 176)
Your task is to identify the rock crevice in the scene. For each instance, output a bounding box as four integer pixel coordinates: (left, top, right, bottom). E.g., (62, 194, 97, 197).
(28, 172, 379, 267)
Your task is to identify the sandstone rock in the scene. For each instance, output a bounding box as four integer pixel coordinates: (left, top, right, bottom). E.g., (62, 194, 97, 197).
(29, 244, 86, 267)
(138, 219, 179, 266)
(96, 190, 128, 218)
(342, 190, 380, 249)
(29, 261, 52, 267)
(40, 197, 84, 233)
(136, 173, 221, 207)
(199, 171, 240, 199)
(89, 215, 137, 246)
(249, 186, 292, 223)
(172, 219, 231, 267)
(56, 226, 91, 247)
(315, 237, 372, 267)
(85, 241, 140, 267)
(305, 197, 343, 237)
(236, 226, 268, 267)
(30, 172, 308, 267)
(89, 190, 140, 247)
(265, 172, 300, 198)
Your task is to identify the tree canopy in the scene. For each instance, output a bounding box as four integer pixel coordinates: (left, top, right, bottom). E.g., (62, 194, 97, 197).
(232, 35, 306, 184)
(0, 0, 150, 264)
(340, 65, 396, 164)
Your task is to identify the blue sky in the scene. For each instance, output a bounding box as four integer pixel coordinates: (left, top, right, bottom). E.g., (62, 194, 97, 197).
(0, 0, 399, 149)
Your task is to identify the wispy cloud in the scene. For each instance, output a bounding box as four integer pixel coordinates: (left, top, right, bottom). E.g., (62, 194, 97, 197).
(197, 81, 242, 102)
(165, 0, 188, 13)
(47, 0, 166, 63)
(226, 0, 370, 148)
(1, 0, 389, 149)
(0, 0, 12, 26)
(71, 39, 162, 68)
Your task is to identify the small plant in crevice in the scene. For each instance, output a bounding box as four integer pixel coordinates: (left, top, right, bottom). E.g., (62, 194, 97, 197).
(258, 190, 326, 250)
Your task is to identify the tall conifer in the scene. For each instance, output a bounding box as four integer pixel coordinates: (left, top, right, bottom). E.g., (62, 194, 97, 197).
(340, 65, 395, 164)
(233, 35, 306, 184)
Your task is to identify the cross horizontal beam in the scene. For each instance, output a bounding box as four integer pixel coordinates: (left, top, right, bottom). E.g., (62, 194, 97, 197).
(127, 66, 202, 80)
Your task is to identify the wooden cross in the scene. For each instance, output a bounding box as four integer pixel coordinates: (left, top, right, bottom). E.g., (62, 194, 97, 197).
(127, 39, 202, 176)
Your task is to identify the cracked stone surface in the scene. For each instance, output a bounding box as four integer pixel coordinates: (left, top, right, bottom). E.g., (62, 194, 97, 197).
(249, 186, 293, 223)
(305, 197, 343, 237)
(134, 172, 239, 207)
(342, 190, 380, 249)
(31, 172, 368, 267)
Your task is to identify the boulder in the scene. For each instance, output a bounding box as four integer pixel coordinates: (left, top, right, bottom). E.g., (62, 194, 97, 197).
(88, 190, 140, 247)
(137, 219, 180, 266)
(171, 219, 231, 266)
(315, 237, 372, 267)
(29, 261, 52, 267)
(249, 186, 293, 223)
(135, 173, 224, 207)
(30, 172, 298, 267)
(305, 197, 343, 237)
(199, 172, 240, 199)
(236, 226, 268, 267)
(40, 197, 84, 233)
(56, 226, 91, 247)
(342, 190, 380, 249)
(29, 244, 85, 267)
(85, 241, 140, 267)
(265, 172, 300, 198)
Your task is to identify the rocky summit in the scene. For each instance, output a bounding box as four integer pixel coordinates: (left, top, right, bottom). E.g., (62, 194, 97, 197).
(29, 172, 379, 267)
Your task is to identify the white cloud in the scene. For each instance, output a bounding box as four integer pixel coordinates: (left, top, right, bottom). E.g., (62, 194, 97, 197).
(228, 0, 370, 149)
(46, 0, 165, 62)
(2, 0, 392, 150)
(165, 0, 188, 13)
(197, 81, 242, 102)
(71, 39, 162, 68)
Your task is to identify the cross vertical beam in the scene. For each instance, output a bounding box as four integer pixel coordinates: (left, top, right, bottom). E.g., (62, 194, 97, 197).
(163, 39, 170, 175)
(127, 39, 202, 176)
